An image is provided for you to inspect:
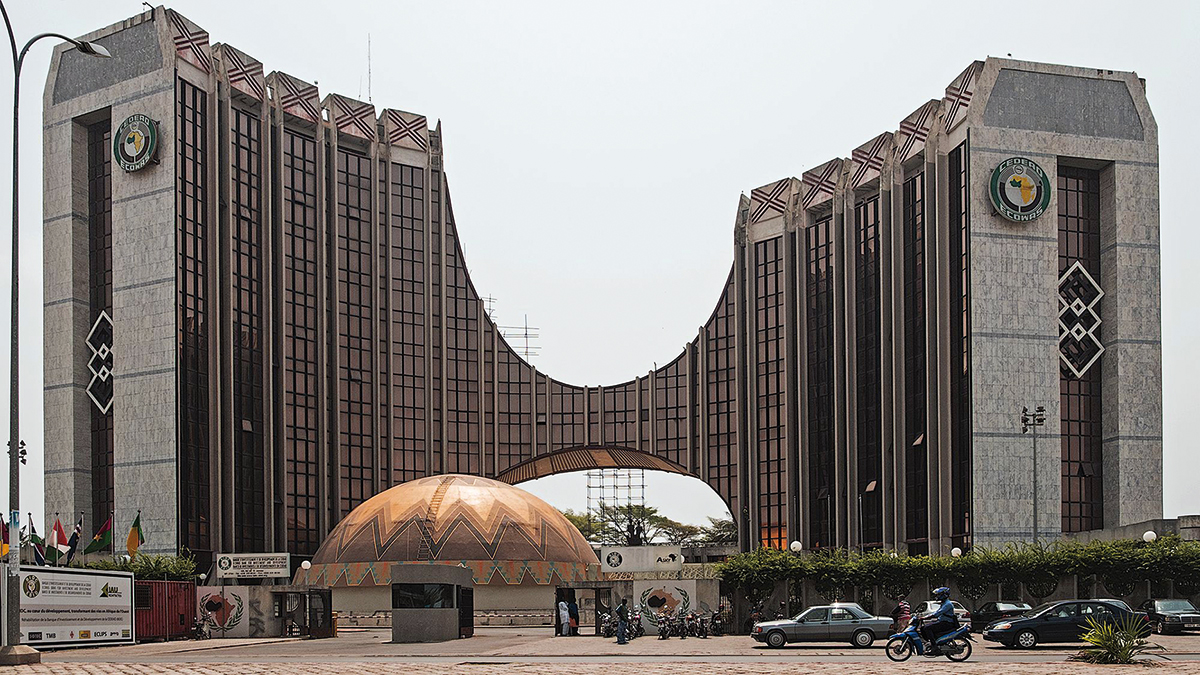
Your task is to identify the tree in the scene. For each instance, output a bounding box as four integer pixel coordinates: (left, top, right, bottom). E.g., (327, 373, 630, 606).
(559, 505, 707, 546)
(699, 516, 738, 544)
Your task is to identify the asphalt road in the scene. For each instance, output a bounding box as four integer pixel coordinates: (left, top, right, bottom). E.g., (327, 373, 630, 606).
(40, 626, 1200, 665)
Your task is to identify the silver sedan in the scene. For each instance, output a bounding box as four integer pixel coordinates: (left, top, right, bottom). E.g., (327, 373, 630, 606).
(751, 602, 895, 648)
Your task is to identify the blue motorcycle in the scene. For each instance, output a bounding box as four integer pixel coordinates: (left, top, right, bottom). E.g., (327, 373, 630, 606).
(885, 616, 974, 662)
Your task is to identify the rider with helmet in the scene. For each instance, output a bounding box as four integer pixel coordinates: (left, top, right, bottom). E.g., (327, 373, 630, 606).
(919, 587, 959, 654)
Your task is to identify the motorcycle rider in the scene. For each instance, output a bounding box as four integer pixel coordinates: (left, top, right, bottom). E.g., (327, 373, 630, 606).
(918, 587, 959, 655)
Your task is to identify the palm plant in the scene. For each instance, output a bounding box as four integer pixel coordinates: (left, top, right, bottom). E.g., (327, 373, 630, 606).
(1070, 614, 1160, 665)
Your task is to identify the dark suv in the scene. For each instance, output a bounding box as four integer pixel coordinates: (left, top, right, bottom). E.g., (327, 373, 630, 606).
(1138, 599, 1200, 635)
(981, 599, 1149, 648)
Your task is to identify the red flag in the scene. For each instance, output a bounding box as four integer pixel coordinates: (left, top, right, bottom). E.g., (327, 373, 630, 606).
(50, 518, 71, 556)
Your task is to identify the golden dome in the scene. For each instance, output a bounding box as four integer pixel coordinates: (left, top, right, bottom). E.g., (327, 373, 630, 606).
(310, 474, 597, 568)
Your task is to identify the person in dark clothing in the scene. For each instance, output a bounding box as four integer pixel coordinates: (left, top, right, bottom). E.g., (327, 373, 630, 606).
(919, 587, 959, 654)
(568, 599, 580, 636)
(615, 598, 629, 645)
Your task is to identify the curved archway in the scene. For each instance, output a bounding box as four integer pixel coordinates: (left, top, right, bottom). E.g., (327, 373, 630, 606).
(495, 445, 693, 486)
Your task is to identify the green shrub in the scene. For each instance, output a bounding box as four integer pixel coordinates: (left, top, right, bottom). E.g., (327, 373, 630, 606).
(84, 553, 198, 581)
(1070, 614, 1159, 665)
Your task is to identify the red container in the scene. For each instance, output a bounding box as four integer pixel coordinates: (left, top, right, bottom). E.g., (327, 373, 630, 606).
(134, 580, 196, 642)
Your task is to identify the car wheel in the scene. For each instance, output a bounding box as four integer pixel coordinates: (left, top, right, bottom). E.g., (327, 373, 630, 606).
(766, 631, 787, 648)
(1015, 629, 1038, 649)
(1153, 621, 1162, 635)
(852, 629, 875, 648)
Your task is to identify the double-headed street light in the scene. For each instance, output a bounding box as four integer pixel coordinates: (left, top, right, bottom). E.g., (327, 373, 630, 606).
(1, 2, 110, 662)
(1020, 405, 1047, 545)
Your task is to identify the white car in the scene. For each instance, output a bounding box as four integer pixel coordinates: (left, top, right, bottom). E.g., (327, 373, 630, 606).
(912, 600, 972, 627)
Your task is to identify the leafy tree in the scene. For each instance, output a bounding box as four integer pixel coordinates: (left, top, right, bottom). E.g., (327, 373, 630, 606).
(699, 516, 738, 544)
(559, 505, 707, 546)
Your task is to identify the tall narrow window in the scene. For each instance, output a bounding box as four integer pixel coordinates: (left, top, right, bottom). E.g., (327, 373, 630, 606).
(177, 79, 211, 556)
(231, 107, 265, 551)
(444, 197, 479, 475)
(1058, 166, 1103, 533)
(755, 237, 786, 549)
(391, 163, 426, 483)
(806, 218, 834, 548)
(704, 271, 738, 524)
(854, 197, 882, 547)
(336, 148, 375, 517)
(654, 355, 688, 467)
(902, 171, 928, 551)
(87, 120, 113, 529)
(948, 143, 972, 547)
(282, 129, 320, 555)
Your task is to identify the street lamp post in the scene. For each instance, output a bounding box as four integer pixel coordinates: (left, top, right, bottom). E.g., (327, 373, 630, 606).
(858, 480, 877, 551)
(0, 3, 109, 662)
(1020, 405, 1047, 544)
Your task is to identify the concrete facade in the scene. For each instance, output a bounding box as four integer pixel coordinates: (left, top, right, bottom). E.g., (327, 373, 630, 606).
(43, 7, 1163, 563)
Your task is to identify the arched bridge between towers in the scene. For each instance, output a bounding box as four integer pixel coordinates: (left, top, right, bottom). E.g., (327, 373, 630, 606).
(495, 445, 695, 486)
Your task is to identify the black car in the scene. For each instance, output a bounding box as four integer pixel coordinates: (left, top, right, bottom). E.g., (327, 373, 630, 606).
(981, 599, 1149, 648)
(1138, 599, 1200, 634)
(971, 601, 1031, 633)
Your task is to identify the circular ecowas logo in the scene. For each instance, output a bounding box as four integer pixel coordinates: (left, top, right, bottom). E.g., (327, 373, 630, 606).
(217, 555, 232, 571)
(113, 114, 158, 172)
(989, 157, 1051, 222)
(22, 575, 41, 599)
(606, 551, 623, 568)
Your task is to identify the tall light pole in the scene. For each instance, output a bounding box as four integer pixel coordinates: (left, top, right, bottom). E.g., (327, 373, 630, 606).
(858, 480, 877, 550)
(1020, 405, 1046, 544)
(1, 2, 110, 662)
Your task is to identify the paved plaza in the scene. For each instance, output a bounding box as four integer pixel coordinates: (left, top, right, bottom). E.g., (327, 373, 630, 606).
(21, 626, 1200, 672)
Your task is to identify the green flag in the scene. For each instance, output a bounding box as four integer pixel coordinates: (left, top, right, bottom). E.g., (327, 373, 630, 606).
(127, 512, 145, 557)
(83, 515, 113, 555)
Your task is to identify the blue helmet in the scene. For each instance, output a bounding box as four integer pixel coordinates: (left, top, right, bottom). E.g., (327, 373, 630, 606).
(933, 587, 951, 601)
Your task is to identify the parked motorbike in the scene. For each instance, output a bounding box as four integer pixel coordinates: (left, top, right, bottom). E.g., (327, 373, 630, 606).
(692, 611, 709, 638)
(710, 606, 726, 637)
(630, 608, 645, 639)
(657, 611, 672, 640)
(885, 616, 974, 662)
(192, 610, 215, 640)
(600, 611, 615, 638)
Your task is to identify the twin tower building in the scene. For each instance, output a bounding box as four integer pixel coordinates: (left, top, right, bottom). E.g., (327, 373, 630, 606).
(43, 7, 1163, 568)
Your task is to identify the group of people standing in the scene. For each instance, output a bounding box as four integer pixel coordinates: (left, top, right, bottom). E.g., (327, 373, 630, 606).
(557, 598, 581, 637)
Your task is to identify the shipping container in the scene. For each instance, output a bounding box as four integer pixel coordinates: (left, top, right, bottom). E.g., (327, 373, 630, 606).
(134, 580, 196, 641)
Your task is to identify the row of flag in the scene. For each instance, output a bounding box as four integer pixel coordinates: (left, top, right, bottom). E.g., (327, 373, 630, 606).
(1, 512, 145, 566)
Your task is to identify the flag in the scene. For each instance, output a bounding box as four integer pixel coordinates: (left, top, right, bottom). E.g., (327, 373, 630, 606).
(83, 515, 113, 555)
(49, 517, 70, 565)
(127, 512, 144, 557)
(1, 520, 8, 557)
(65, 513, 84, 565)
(28, 515, 45, 566)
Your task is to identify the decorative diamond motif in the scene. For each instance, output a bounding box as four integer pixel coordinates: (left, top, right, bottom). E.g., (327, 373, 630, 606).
(1058, 261, 1104, 378)
(86, 311, 114, 414)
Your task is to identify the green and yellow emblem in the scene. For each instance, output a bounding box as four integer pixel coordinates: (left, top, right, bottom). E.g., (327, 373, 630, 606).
(113, 114, 158, 172)
(989, 157, 1050, 222)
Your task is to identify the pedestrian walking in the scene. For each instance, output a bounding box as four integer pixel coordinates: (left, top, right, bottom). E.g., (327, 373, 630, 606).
(568, 598, 580, 636)
(616, 597, 629, 645)
(558, 600, 571, 636)
(892, 598, 912, 632)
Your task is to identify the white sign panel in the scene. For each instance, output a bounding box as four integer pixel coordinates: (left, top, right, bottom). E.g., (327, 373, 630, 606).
(17, 566, 134, 647)
(215, 552, 290, 579)
(600, 545, 683, 573)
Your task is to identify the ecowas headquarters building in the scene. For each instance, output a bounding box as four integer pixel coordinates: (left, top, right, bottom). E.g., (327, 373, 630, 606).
(43, 7, 1163, 568)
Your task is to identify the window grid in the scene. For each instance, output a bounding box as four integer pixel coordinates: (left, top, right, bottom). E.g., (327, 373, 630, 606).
(948, 143, 972, 545)
(336, 149, 375, 517)
(496, 346, 532, 472)
(177, 79, 211, 554)
(550, 381, 585, 449)
(755, 237, 786, 550)
(87, 121, 114, 529)
(230, 107, 265, 550)
(391, 163, 426, 484)
(429, 169, 442, 473)
(602, 384, 637, 447)
(444, 221, 480, 475)
(282, 129, 320, 555)
(655, 355, 688, 467)
(855, 197, 882, 547)
(705, 272, 738, 519)
(377, 159, 390, 484)
(806, 218, 834, 548)
(1058, 166, 1104, 533)
(902, 172, 928, 545)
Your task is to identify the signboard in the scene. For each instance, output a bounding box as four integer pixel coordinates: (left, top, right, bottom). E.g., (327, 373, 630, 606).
(215, 552, 290, 579)
(600, 545, 683, 573)
(632, 579, 698, 630)
(112, 114, 158, 172)
(16, 566, 134, 647)
(988, 156, 1051, 222)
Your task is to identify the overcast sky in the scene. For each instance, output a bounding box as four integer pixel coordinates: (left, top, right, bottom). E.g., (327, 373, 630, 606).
(2, 1, 1196, 533)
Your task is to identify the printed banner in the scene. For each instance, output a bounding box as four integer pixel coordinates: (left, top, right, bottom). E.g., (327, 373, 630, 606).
(15, 565, 134, 647)
(600, 545, 683, 573)
(215, 552, 290, 579)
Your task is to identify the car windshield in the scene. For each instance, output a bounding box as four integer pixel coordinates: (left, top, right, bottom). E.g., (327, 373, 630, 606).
(1158, 600, 1198, 612)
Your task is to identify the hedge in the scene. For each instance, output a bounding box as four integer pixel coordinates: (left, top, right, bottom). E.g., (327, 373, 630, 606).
(715, 535, 1200, 602)
(82, 553, 198, 581)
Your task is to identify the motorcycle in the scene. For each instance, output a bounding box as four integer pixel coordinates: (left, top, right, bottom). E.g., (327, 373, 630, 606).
(599, 611, 615, 638)
(630, 607, 645, 639)
(692, 611, 709, 639)
(192, 609, 215, 640)
(657, 611, 672, 640)
(710, 606, 726, 637)
(885, 616, 974, 662)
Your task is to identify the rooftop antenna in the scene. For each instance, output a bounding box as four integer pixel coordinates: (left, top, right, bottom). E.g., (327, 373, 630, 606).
(482, 295, 498, 320)
(499, 314, 541, 360)
(367, 33, 373, 104)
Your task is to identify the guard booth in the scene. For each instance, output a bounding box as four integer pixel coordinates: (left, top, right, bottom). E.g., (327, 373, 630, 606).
(390, 563, 475, 642)
(458, 587, 474, 638)
(273, 589, 332, 637)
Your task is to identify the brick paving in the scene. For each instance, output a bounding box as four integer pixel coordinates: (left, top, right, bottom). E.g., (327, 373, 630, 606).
(10, 664, 1200, 674)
